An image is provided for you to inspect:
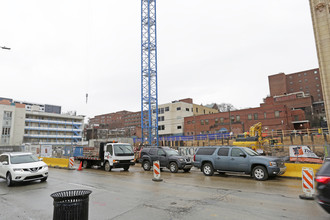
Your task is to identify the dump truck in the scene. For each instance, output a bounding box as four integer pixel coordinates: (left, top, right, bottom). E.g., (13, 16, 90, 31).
(75, 142, 135, 171)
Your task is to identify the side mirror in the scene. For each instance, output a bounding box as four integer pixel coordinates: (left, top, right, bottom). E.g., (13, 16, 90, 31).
(239, 153, 246, 158)
(2, 161, 8, 165)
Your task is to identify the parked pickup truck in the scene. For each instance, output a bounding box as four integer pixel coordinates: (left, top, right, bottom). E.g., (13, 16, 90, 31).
(75, 142, 135, 171)
(193, 146, 286, 180)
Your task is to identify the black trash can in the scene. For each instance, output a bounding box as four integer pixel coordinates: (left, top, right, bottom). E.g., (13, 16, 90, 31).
(51, 189, 92, 220)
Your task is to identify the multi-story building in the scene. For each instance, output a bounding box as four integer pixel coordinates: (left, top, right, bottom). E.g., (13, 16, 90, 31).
(269, 68, 326, 127)
(0, 98, 84, 148)
(184, 96, 306, 136)
(158, 98, 218, 136)
(0, 97, 61, 114)
(0, 100, 25, 146)
(24, 111, 84, 146)
(309, 0, 330, 132)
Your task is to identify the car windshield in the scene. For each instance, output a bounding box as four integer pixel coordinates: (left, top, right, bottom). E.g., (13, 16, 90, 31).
(114, 144, 134, 156)
(10, 154, 39, 164)
(243, 148, 259, 156)
(164, 149, 179, 156)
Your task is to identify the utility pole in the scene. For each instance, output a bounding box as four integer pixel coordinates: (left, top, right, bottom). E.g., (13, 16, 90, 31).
(1, 46, 10, 50)
(141, 0, 159, 146)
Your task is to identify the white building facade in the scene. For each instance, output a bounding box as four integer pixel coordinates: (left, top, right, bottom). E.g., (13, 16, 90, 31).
(0, 101, 25, 146)
(158, 99, 218, 136)
(24, 111, 84, 146)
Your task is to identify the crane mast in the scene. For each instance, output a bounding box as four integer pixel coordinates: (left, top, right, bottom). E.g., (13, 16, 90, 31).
(141, 0, 159, 146)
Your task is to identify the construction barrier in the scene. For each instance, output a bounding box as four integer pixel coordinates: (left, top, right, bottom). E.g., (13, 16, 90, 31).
(152, 160, 163, 182)
(282, 163, 322, 178)
(69, 157, 74, 168)
(40, 157, 70, 168)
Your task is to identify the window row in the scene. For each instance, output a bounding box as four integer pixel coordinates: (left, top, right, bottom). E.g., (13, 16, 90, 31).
(196, 111, 280, 125)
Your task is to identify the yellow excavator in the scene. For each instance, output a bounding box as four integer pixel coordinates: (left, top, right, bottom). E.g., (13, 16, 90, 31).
(233, 122, 281, 153)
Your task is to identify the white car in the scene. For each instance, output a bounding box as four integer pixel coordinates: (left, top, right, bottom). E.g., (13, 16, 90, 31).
(0, 152, 48, 186)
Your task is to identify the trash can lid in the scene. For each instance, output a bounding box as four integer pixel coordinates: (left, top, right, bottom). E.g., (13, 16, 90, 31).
(51, 189, 92, 201)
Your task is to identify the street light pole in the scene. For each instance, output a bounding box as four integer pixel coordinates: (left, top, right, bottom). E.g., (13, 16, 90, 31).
(1, 46, 11, 50)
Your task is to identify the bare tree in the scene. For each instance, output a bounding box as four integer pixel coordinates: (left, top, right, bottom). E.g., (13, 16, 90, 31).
(217, 103, 236, 112)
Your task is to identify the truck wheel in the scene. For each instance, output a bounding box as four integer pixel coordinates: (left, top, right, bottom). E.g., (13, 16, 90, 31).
(202, 163, 214, 176)
(142, 161, 151, 171)
(123, 165, 129, 171)
(169, 162, 178, 173)
(104, 162, 112, 172)
(252, 166, 268, 181)
(82, 160, 90, 169)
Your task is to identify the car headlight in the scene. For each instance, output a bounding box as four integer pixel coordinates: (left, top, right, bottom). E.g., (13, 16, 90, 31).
(43, 165, 48, 169)
(13, 168, 24, 172)
(269, 162, 277, 167)
(179, 158, 184, 162)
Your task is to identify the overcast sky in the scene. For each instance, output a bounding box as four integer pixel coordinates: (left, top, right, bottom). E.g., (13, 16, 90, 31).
(0, 0, 319, 120)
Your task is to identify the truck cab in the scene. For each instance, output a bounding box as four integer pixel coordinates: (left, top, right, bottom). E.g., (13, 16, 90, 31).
(101, 142, 135, 171)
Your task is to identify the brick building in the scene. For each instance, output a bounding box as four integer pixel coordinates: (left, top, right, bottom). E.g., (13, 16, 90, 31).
(184, 97, 306, 136)
(268, 68, 326, 127)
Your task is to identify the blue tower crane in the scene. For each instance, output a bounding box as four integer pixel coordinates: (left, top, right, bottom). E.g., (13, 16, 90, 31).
(141, 0, 159, 146)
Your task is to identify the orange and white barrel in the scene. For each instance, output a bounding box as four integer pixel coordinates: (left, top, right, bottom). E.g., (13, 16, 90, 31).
(302, 167, 315, 197)
(69, 157, 75, 168)
(152, 160, 163, 182)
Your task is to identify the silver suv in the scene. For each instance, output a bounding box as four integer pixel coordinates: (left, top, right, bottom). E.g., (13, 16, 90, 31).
(0, 152, 48, 186)
(193, 146, 286, 181)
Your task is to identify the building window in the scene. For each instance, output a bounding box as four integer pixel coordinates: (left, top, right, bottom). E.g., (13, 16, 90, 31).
(192, 120, 195, 124)
(159, 108, 164, 114)
(158, 116, 165, 121)
(315, 77, 319, 80)
(236, 115, 240, 122)
(196, 108, 198, 113)
(264, 112, 267, 119)
(177, 126, 182, 129)
(177, 107, 181, 111)
(254, 113, 258, 120)
(304, 72, 307, 76)
(205, 119, 209, 125)
(305, 79, 308, 82)
(165, 107, 169, 111)
(275, 111, 280, 118)
(298, 73, 301, 77)
(201, 120, 204, 125)
(298, 80, 302, 83)
(314, 70, 318, 74)
(186, 108, 189, 112)
(289, 82, 293, 85)
(158, 125, 165, 130)
(317, 84, 320, 87)
(248, 114, 252, 120)
(230, 116, 235, 122)
(220, 117, 224, 123)
(215, 118, 218, 124)
(289, 75, 292, 79)
(317, 89, 320, 92)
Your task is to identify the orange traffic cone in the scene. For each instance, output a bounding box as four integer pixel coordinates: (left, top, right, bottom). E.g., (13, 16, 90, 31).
(77, 161, 83, 171)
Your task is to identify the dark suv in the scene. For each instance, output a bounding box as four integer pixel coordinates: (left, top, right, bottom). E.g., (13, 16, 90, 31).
(193, 146, 286, 181)
(316, 158, 330, 214)
(140, 147, 192, 173)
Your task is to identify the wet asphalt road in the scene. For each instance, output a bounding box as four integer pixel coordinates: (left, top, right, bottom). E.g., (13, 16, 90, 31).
(0, 164, 328, 220)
